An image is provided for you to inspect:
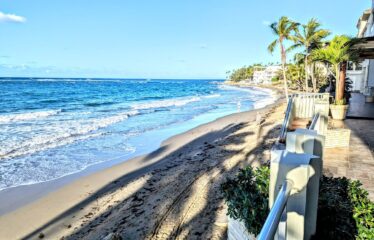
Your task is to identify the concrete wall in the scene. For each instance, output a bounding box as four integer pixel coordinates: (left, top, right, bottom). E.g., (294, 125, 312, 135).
(347, 70, 366, 92)
(362, 5, 374, 95)
(368, 60, 374, 88)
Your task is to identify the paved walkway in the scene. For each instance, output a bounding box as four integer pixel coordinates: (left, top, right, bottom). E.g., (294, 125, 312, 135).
(323, 119, 374, 200)
(347, 93, 374, 119)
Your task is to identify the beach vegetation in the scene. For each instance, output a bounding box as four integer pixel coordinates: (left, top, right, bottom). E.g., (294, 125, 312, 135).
(311, 35, 356, 102)
(221, 166, 270, 235)
(222, 167, 373, 239)
(284, 63, 306, 90)
(227, 64, 263, 82)
(228, 17, 359, 98)
(314, 176, 374, 239)
(290, 18, 330, 92)
(268, 16, 299, 98)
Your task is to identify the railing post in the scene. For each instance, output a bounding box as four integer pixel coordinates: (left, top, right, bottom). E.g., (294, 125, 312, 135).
(258, 180, 293, 240)
(286, 129, 325, 238)
(266, 92, 328, 240)
(270, 150, 322, 240)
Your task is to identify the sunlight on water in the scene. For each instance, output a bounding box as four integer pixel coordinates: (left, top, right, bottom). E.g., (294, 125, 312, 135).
(0, 79, 274, 190)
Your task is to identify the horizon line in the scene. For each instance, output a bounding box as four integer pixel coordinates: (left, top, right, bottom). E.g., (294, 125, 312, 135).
(0, 77, 226, 81)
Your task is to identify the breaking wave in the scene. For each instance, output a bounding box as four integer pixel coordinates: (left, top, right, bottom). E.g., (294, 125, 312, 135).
(0, 110, 62, 124)
(131, 96, 201, 110)
(0, 110, 139, 160)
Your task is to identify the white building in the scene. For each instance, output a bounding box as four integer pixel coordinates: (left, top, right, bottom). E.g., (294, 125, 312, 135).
(252, 65, 282, 85)
(349, 2, 374, 101)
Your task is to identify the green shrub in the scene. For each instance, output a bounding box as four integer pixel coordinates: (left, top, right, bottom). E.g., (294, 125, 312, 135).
(222, 169, 373, 239)
(313, 176, 357, 239)
(314, 176, 374, 239)
(271, 76, 280, 83)
(220, 166, 270, 235)
(348, 180, 374, 239)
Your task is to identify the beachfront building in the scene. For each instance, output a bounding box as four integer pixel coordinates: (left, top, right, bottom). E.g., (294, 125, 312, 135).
(252, 65, 282, 85)
(348, 2, 374, 102)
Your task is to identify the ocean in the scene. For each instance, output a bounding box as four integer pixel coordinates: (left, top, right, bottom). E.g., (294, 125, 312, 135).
(0, 78, 274, 191)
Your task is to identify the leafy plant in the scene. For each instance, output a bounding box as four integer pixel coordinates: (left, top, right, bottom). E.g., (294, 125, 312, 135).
(348, 180, 374, 239)
(221, 166, 270, 235)
(311, 35, 357, 102)
(334, 99, 346, 105)
(314, 176, 374, 239)
(227, 64, 263, 82)
(324, 76, 353, 105)
(290, 18, 330, 92)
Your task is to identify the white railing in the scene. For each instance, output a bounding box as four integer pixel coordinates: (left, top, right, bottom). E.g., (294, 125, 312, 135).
(278, 93, 329, 143)
(309, 112, 320, 130)
(279, 96, 294, 143)
(292, 93, 329, 119)
(257, 180, 294, 240)
(266, 93, 327, 239)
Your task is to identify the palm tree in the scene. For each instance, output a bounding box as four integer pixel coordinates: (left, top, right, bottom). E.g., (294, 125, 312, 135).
(291, 19, 330, 92)
(311, 35, 352, 101)
(268, 16, 299, 99)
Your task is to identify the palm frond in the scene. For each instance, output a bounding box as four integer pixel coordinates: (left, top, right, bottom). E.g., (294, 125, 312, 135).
(294, 53, 306, 64)
(310, 35, 352, 66)
(268, 40, 278, 54)
(286, 43, 302, 53)
(269, 22, 278, 35)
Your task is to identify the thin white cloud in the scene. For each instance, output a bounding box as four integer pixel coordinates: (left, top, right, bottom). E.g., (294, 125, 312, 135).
(0, 11, 26, 23)
(262, 20, 271, 26)
(199, 44, 208, 49)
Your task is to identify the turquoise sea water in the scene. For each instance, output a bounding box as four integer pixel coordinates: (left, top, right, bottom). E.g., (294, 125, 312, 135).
(0, 78, 274, 191)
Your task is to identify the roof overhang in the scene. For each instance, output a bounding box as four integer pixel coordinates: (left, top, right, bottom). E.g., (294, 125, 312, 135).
(357, 9, 372, 28)
(350, 36, 374, 59)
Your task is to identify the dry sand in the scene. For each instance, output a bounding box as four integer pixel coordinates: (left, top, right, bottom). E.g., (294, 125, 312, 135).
(0, 98, 286, 240)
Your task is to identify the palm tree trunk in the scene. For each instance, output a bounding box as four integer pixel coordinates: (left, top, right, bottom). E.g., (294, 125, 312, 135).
(334, 64, 340, 101)
(336, 61, 347, 102)
(311, 62, 317, 92)
(280, 41, 289, 99)
(304, 57, 309, 92)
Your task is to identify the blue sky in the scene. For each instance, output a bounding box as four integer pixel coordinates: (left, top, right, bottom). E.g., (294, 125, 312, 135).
(0, 0, 370, 78)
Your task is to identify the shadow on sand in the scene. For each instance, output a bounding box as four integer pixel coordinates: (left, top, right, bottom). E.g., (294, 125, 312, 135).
(21, 105, 283, 240)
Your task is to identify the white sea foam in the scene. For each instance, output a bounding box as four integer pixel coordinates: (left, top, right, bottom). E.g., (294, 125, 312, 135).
(253, 96, 276, 109)
(0, 144, 137, 191)
(0, 81, 280, 191)
(0, 109, 62, 124)
(218, 84, 256, 93)
(203, 94, 221, 99)
(131, 96, 201, 110)
(0, 110, 139, 160)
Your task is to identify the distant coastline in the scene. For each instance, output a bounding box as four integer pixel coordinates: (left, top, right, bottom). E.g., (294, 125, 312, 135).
(0, 77, 226, 81)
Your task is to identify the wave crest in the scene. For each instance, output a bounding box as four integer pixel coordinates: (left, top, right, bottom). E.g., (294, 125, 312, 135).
(0, 110, 62, 124)
(0, 110, 139, 160)
(131, 97, 201, 110)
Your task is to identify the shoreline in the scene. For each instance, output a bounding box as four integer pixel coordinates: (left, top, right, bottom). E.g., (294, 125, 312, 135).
(0, 84, 279, 216)
(0, 86, 283, 239)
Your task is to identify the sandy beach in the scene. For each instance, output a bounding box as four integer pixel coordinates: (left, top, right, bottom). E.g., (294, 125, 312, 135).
(0, 95, 286, 240)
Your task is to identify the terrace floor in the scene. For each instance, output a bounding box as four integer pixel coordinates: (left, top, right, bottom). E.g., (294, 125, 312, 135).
(347, 93, 374, 119)
(323, 118, 374, 200)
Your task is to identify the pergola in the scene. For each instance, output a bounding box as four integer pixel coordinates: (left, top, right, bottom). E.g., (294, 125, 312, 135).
(350, 36, 374, 59)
